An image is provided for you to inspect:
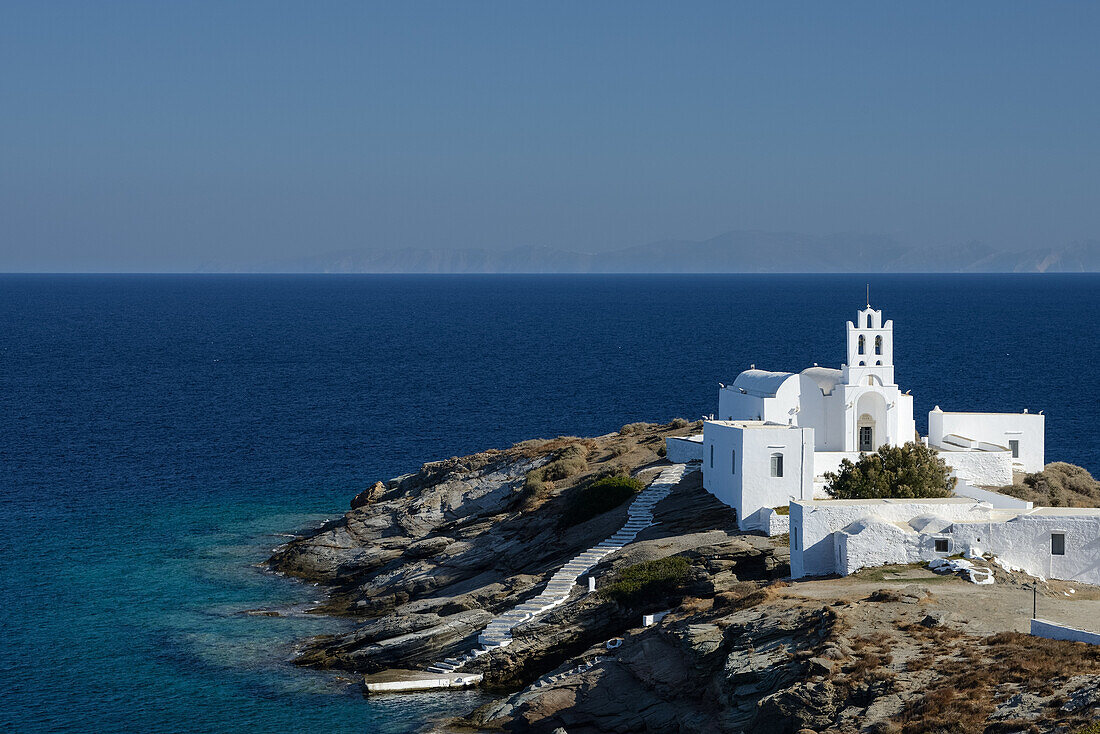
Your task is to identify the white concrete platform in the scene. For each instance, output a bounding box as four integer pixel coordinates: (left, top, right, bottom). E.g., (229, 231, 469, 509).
(364, 673, 483, 694)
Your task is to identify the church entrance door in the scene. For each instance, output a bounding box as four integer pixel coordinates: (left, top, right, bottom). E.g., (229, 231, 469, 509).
(859, 426, 873, 452)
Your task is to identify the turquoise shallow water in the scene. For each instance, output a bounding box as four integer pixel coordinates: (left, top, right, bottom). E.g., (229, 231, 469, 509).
(4, 494, 491, 733)
(2, 274, 1097, 733)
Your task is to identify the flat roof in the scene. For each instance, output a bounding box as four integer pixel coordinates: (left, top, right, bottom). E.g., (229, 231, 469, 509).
(934, 443, 1009, 453)
(704, 419, 801, 430)
(1025, 507, 1100, 517)
(793, 498, 1100, 516)
(935, 411, 1041, 416)
(949, 506, 1100, 523)
(793, 497, 980, 506)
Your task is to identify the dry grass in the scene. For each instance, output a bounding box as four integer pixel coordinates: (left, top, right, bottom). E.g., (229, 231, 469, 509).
(894, 631, 1100, 734)
(999, 462, 1100, 508)
(517, 441, 591, 511)
(511, 436, 598, 458)
(607, 444, 629, 458)
(847, 651, 894, 676)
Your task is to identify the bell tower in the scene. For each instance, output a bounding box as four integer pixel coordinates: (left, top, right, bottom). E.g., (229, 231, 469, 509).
(843, 304, 895, 387)
(837, 302, 914, 453)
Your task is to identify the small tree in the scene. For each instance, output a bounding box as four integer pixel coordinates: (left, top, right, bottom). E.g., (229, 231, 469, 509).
(825, 442, 956, 500)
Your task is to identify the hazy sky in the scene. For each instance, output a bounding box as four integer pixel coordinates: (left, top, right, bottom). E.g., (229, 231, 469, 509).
(2, 2, 1098, 271)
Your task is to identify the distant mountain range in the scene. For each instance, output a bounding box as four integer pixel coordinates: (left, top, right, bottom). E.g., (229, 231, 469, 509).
(219, 232, 1100, 273)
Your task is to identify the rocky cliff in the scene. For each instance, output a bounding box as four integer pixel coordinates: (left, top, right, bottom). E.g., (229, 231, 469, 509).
(270, 423, 1100, 734)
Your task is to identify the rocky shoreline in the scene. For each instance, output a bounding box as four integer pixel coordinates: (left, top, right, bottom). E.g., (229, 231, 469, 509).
(269, 422, 1100, 733)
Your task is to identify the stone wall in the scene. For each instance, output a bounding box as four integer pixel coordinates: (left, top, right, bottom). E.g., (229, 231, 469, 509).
(791, 498, 994, 578)
(954, 479, 1032, 509)
(665, 435, 703, 464)
(939, 448, 1013, 487)
(1031, 619, 1100, 645)
(952, 513, 1100, 586)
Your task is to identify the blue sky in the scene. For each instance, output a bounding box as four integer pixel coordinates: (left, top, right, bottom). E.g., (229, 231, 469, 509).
(1, 2, 1098, 271)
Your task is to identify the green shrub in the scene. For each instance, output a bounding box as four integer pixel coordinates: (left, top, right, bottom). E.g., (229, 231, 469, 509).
(825, 442, 956, 500)
(619, 422, 652, 435)
(656, 445, 667, 458)
(560, 475, 644, 527)
(599, 556, 691, 606)
(668, 418, 690, 429)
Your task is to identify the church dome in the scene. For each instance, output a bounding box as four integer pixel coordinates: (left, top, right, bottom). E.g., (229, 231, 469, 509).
(731, 369, 796, 398)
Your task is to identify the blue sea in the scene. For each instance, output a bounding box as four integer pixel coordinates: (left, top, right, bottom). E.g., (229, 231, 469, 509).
(2, 274, 1097, 733)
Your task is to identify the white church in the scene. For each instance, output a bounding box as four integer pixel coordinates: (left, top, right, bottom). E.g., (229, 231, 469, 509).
(667, 303, 1045, 532)
(667, 303, 1100, 589)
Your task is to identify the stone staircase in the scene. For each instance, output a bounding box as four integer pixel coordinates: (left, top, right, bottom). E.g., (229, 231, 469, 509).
(422, 463, 688, 676)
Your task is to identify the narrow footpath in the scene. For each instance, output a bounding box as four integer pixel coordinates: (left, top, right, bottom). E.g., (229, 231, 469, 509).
(412, 463, 688, 685)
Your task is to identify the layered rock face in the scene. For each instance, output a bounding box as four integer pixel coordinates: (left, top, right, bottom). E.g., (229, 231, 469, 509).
(468, 595, 833, 733)
(272, 424, 1100, 733)
(269, 423, 736, 674)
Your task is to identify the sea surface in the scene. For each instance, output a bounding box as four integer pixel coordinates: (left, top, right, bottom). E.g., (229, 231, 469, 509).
(2, 274, 1097, 733)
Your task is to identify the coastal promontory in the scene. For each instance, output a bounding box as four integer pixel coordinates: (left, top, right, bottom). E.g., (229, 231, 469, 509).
(270, 422, 1100, 733)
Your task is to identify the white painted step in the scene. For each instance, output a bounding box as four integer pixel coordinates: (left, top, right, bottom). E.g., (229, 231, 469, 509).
(442, 464, 688, 668)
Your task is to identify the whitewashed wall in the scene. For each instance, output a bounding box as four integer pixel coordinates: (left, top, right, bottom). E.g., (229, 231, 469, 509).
(812, 451, 862, 479)
(790, 498, 994, 578)
(951, 513, 1100, 586)
(940, 449, 1014, 487)
(953, 479, 1032, 509)
(929, 410, 1045, 473)
(1031, 619, 1100, 645)
(719, 373, 802, 424)
(836, 518, 952, 575)
(761, 508, 790, 537)
(701, 421, 813, 532)
(665, 435, 703, 464)
(718, 386, 765, 422)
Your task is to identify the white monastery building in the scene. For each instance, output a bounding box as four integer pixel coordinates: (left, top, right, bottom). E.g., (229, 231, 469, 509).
(666, 303, 1046, 532)
(663, 302, 1100, 591)
(789, 497, 1100, 587)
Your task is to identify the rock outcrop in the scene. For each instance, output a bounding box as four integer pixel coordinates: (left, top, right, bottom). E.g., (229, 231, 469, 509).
(272, 423, 1100, 734)
(269, 423, 729, 673)
(466, 597, 834, 734)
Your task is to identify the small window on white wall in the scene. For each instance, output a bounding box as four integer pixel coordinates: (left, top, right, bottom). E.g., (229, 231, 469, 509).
(1009, 440, 1020, 459)
(731, 449, 736, 474)
(792, 526, 799, 551)
(709, 444, 714, 468)
(770, 453, 783, 477)
(934, 538, 949, 553)
(1052, 533, 1066, 556)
